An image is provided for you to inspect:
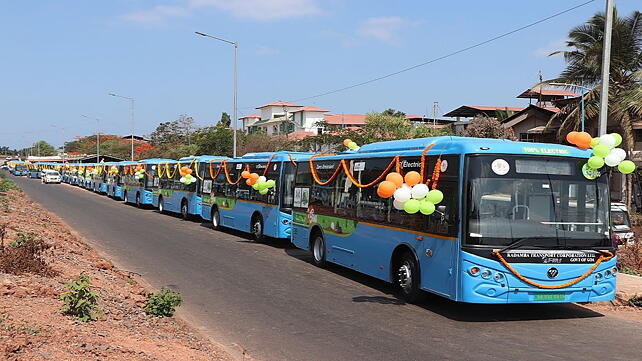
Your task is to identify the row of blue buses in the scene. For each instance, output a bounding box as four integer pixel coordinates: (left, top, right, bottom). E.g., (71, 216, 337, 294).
(18, 136, 619, 305)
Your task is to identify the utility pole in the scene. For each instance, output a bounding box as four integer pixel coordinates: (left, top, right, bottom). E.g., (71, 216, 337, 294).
(598, 0, 615, 136)
(432, 102, 440, 128)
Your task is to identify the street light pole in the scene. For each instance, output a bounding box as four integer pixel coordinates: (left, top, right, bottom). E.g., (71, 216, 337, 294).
(598, 0, 615, 136)
(81, 115, 101, 163)
(195, 31, 238, 157)
(109, 93, 135, 161)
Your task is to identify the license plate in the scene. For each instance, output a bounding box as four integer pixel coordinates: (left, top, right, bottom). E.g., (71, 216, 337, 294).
(534, 293, 566, 301)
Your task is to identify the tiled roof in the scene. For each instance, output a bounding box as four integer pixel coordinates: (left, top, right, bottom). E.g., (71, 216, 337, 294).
(323, 114, 367, 125)
(443, 105, 525, 117)
(256, 101, 302, 109)
(290, 106, 330, 113)
(239, 113, 261, 119)
(517, 88, 578, 98)
(280, 131, 315, 140)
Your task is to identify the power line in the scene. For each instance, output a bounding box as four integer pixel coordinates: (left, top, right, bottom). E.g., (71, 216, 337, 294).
(291, 0, 596, 103)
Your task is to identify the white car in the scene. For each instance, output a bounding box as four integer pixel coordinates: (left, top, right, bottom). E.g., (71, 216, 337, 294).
(42, 170, 61, 184)
(611, 202, 635, 245)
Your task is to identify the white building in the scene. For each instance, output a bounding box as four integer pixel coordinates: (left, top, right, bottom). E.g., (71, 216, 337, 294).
(242, 101, 331, 136)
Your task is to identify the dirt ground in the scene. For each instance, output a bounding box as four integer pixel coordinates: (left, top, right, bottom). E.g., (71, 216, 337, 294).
(0, 187, 233, 361)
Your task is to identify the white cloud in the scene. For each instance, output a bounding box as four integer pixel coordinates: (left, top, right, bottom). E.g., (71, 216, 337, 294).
(533, 39, 569, 58)
(120, 5, 190, 25)
(256, 45, 280, 56)
(190, 0, 322, 21)
(357, 16, 406, 45)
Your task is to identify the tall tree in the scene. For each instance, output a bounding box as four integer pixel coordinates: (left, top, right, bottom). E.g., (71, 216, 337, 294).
(381, 108, 406, 117)
(31, 140, 56, 156)
(545, 9, 642, 149)
(219, 112, 231, 127)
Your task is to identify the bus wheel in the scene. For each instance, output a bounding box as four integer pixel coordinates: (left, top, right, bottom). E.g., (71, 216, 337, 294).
(180, 200, 189, 220)
(251, 215, 265, 243)
(211, 208, 221, 230)
(136, 193, 141, 208)
(123, 191, 128, 203)
(158, 197, 165, 213)
(311, 234, 327, 268)
(396, 252, 425, 304)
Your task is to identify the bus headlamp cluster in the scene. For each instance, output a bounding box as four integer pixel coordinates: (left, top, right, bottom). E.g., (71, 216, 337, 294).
(469, 267, 505, 283)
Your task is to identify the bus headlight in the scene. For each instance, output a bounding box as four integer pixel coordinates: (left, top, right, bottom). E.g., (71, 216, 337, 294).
(595, 273, 603, 281)
(481, 269, 491, 279)
(469, 267, 480, 276)
(494, 273, 504, 282)
(612, 267, 618, 274)
(605, 270, 612, 278)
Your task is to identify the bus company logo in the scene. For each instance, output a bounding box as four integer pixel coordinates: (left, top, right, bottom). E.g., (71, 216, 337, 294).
(401, 160, 421, 169)
(547, 267, 559, 279)
(315, 163, 337, 170)
(255, 164, 266, 169)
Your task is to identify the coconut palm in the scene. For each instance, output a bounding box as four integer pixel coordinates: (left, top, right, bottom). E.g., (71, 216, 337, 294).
(544, 9, 642, 150)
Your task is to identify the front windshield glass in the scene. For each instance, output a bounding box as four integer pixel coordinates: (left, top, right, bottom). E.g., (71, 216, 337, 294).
(466, 155, 610, 249)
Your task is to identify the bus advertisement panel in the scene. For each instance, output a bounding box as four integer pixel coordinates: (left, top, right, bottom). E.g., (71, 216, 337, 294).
(290, 137, 616, 304)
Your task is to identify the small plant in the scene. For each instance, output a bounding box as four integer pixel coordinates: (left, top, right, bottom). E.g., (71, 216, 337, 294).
(144, 287, 182, 317)
(60, 274, 98, 322)
(10, 232, 37, 249)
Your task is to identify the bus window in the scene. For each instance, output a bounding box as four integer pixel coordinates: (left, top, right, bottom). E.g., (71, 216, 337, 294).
(281, 162, 297, 211)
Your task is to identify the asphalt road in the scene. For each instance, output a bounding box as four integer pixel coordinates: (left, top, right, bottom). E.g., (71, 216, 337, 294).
(11, 174, 642, 361)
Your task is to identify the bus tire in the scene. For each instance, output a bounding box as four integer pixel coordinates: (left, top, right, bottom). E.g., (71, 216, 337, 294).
(211, 208, 221, 231)
(310, 233, 327, 268)
(135, 193, 141, 208)
(158, 196, 165, 213)
(251, 214, 265, 243)
(395, 251, 426, 304)
(180, 199, 189, 220)
(123, 191, 128, 203)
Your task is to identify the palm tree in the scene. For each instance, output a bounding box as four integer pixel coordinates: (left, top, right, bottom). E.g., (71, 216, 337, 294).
(544, 9, 642, 150)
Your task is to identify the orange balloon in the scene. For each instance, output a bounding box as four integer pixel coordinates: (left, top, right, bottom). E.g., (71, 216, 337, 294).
(186, 168, 193, 175)
(377, 181, 397, 198)
(248, 177, 257, 186)
(404, 171, 421, 186)
(385, 172, 403, 188)
(343, 139, 352, 147)
(241, 170, 251, 179)
(250, 172, 259, 180)
(575, 132, 592, 149)
(246, 178, 253, 186)
(566, 131, 579, 145)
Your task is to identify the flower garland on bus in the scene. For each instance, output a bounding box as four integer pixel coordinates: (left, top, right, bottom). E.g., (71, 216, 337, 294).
(566, 131, 636, 178)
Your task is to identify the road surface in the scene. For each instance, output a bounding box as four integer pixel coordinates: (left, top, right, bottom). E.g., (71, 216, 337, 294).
(11, 175, 642, 361)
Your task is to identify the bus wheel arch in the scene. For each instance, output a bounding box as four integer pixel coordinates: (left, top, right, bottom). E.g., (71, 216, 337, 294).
(390, 244, 425, 304)
(309, 226, 326, 267)
(158, 196, 165, 213)
(250, 212, 265, 243)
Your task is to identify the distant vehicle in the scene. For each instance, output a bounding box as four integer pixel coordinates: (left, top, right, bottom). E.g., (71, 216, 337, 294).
(41, 170, 61, 184)
(611, 202, 635, 245)
(12, 164, 28, 176)
(1, 165, 8, 170)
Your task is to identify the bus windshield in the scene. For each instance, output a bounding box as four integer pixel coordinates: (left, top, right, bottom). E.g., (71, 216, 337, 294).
(465, 155, 610, 249)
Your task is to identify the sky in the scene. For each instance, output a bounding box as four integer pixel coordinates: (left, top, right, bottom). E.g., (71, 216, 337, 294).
(1, 0, 640, 150)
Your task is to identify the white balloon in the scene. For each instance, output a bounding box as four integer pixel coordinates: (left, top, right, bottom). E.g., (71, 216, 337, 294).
(393, 187, 412, 203)
(393, 199, 405, 210)
(599, 134, 616, 148)
(604, 153, 621, 167)
(258, 176, 267, 183)
(411, 183, 429, 199)
(401, 183, 412, 191)
(610, 148, 627, 161)
(180, 176, 186, 183)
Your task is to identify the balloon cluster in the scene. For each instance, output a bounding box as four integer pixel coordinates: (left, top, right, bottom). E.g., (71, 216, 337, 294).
(179, 166, 194, 184)
(343, 139, 360, 151)
(242, 170, 276, 195)
(108, 166, 119, 175)
(376, 171, 443, 215)
(567, 132, 636, 175)
(132, 165, 145, 180)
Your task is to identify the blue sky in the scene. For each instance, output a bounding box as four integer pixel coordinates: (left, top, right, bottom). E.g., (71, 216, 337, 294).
(1, 0, 639, 149)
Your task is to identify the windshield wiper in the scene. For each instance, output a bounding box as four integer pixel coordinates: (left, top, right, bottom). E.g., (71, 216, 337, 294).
(497, 238, 552, 253)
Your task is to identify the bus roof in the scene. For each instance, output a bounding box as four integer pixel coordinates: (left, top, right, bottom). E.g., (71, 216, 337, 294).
(344, 136, 591, 158)
(180, 155, 229, 163)
(234, 151, 313, 162)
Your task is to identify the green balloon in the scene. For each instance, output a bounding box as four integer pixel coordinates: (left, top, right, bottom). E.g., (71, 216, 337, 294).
(252, 183, 260, 190)
(587, 156, 604, 169)
(611, 133, 622, 147)
(618, 160, 636, 174)
(403, 199, 420, 214)
(590, 138, 601, 148)
(426, 189, 444, 204)
(266, 180, 276, 188)
(419, 200, 435, 215)
(348, 141, 358, 150)
(259, 188, 269, 195)
(593, 144, 610, 158)
(257, 181, 268, 190)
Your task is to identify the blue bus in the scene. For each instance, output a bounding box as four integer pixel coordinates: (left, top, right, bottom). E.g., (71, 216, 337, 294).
(28, 162, 41, 178)
(122, 159, 170, 207)
(90, 163, 110, 193)
(290, 136, 616, 304)
(10, 161, 28, 176)
(106, 162, 125, 200)
(198, 152, 312, 241)
(155, 156, 228, 219)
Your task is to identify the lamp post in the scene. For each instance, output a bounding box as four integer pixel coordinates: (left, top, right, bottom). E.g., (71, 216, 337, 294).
(81, 115, 101, 162)
(195, 31, 238, 157)
(549, 83, 592, 132)
(109, 92, 135, 161)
